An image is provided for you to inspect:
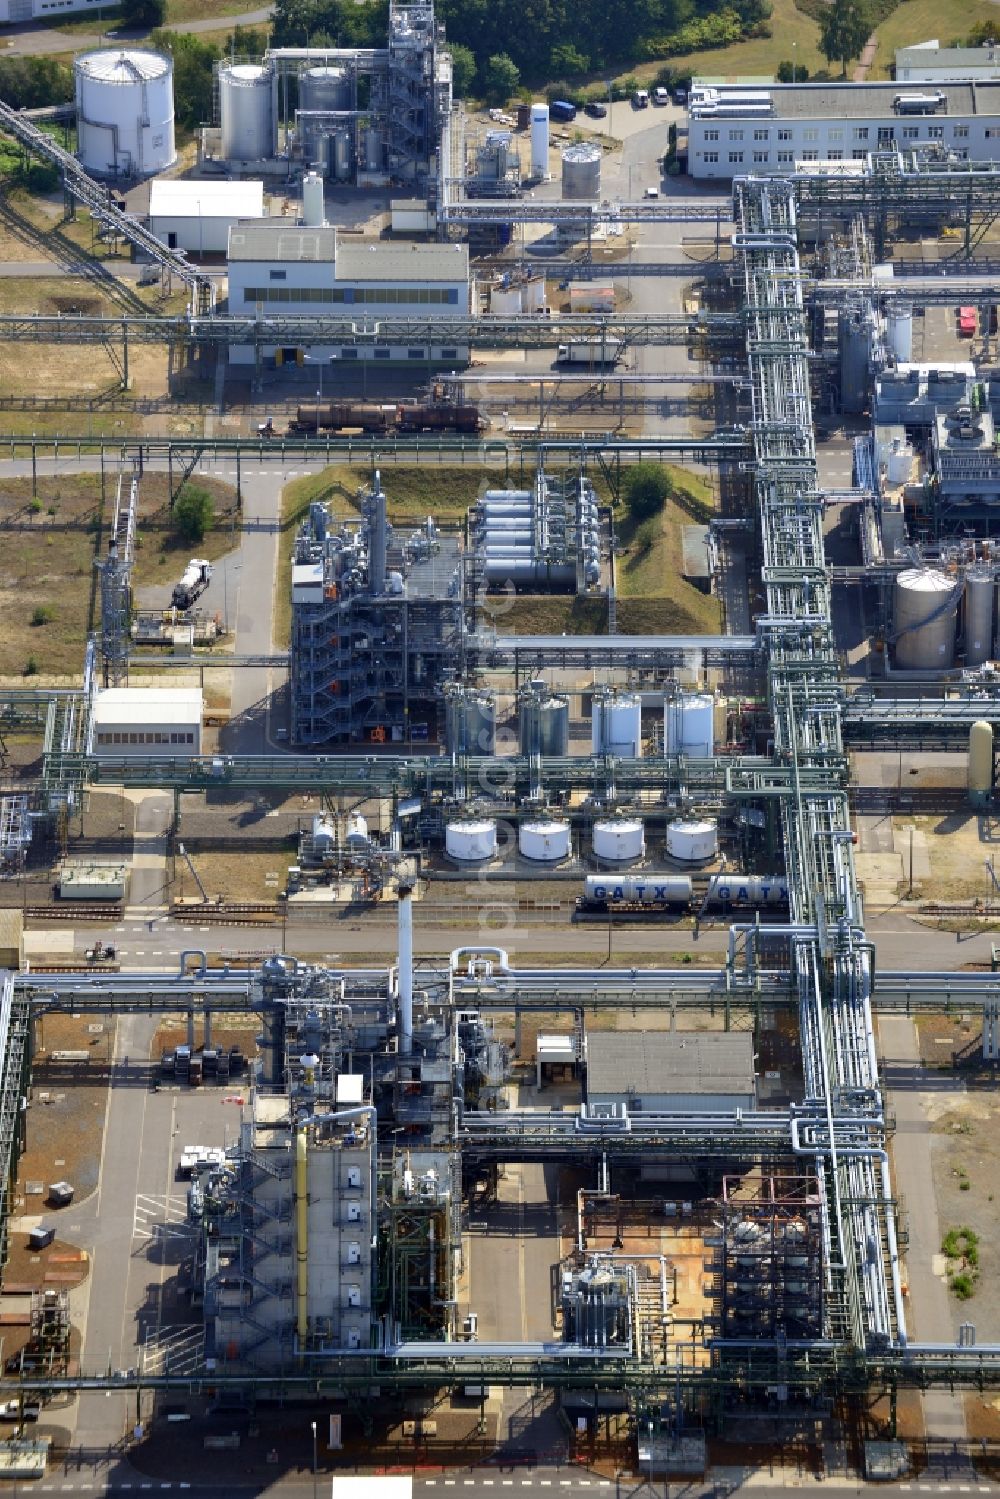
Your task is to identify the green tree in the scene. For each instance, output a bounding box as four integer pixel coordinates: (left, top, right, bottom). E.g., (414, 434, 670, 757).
(447, 42, 477, 97)
(482, 51, 520, 103)
(550, 41, 589, 75)
(776, 58, 809, 81)
(819, 0, 871, 76)
(120, 0, 166, 29)
(622, 463, 670, 521)
(173, 485, 215, 544)
(151, 31, 221, 129)
(965, 21, 1000, 46)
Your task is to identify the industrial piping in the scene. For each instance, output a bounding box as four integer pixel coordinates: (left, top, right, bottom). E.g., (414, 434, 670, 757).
(397, 882, 414, 1055)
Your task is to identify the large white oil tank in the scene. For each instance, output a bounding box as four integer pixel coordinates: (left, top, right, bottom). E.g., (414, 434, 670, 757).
(561, 142, 601, 201)
(969, 720, 994, 808)
(302, 170, 325, 227)
(887, 303, 913, 363)
(666, 819, 718, 862)
(75, 49, 175, 179)
(592, 818, 645, 863)
(894, 568, 958, 670)
(965, 568, 995, 667)
(592, 691, 642, 758)
(446, 820, 497, 862)
(530, 102, 549, 178)
(519, 818, 571, 862)
(219, 61, 276, 162)
(664, 693, 714, 758)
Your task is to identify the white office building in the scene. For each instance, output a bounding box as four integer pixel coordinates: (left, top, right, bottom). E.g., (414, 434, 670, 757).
(226, 223, 472, 365)
(687, 79, 1000, 180)
(92, 686, 202, 756)
(149, 179, 264, 256)
(895, 40, 1000, 84)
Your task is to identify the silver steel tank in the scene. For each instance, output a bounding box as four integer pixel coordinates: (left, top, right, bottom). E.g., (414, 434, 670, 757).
(444, 687, 496, 756)
(519, 690, 569, 757)
(219, 60, 276, 162)
(893, 567, 958, 670)
(964, 567, 995, 667)
(561, 142, 601, 201)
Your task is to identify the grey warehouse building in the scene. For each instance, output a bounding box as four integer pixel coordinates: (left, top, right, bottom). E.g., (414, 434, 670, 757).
(585, 1032, 756, 1114)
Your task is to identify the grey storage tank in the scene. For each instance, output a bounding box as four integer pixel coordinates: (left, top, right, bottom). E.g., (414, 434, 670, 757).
(519, 685, 570, 757)
(298, 65, 352, 167)
(893, 567, 958, 670)
(965, 567, 995, 667)
(561, 142, 601, 201)
(219, 60, 276, 161)
(444, 686, 496, 756)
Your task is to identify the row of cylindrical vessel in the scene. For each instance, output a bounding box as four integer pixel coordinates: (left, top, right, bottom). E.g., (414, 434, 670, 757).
(291, 402, 487, 435)
(445, 686, 717, 761)
(443, 817, 722, 866)
(580, 874, 791, 908)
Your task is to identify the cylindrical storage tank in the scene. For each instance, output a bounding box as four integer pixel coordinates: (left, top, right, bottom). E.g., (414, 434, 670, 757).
(965, 568, 995, 668)
(302, 170, 325, 227)
(445, 820, 497, 862)
(530, 102, 549, 178)
(311, 814, 335, 855)
(666, 818, 718, 863)
(706, 873, 790, 906)
(887, 303, 913, 363)
(345, 813, 368, 850)
(364, 126, 382, 172)
(592, 818, 645, 863)
(838, 308, 873, 415)
(969, 720, 994, 808)
(75, 49, 175, 179)
(519, 818, 571, 862)
(592, 692, 642, 757)
(584, 874, 692, 905)
(664, 693, 714, 758)
(219, 61, 276, 162)
(519, 692, 570, 757)
(445, 689, 496, 756)
(333, 129, 352, 181)
(894, 568, 958, 670)
(561, 142, 601, 201)
(300, 65, 351, 113)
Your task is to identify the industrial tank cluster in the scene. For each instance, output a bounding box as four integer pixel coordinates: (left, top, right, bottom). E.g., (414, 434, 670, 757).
(474, 474, 601, 592)
(892, 557, 1000, 670)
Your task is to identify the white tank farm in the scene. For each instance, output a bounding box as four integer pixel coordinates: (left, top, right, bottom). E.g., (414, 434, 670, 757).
(530, 102, 549, 177)
(894, 568, 958, 670)
(75, 49, 175, 179)
(219, 61, 276, 162)
(592, 692, 642, 757)
(445, 820, 497, 862)
(665, 819, 718, 862)
(706, 873, 789, 906)
(519, 818, 571, 862)
(592, 819, 645, 863)
(584, 874, 692, 905)
(969, 720, 994, 808)
(664, 693, 714, 758)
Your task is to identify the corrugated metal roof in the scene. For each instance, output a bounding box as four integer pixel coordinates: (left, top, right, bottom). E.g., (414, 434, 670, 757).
(150, 179, 265, 219)
(335, 239, 469, 283)
(94, 687, 202, 726)
(681, 524, 712, 579)
(228, 221, 336, 262)
(586, 1031, 754, 1098)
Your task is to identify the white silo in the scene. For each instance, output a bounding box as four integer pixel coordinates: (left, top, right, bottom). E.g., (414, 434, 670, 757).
(592, 818, 645, 863)
(530, 103, 549, 178)
(887, 303, 913, 363)
(519, 818, 571, 862)
(893, 568, 958, 670)
(219, 61, 276, 162)
(74, 49, 175, 179)
(969, 720, 994, 808)
(592, 690, 642, 757)
(302, 170, 325, 227)
(664, 693, 714, 758)
(666, 818, 718, 862)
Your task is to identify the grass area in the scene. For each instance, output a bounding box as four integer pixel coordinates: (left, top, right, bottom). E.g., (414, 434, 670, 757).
(275, 464, 509, 647)
(613, 465, 721, 633)
(174, 848, 293, 903)
(631, 0, 828, 83)
(0, 473, 238, 679)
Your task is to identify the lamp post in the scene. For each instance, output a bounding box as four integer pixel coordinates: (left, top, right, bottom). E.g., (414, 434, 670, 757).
(311, 1420, 318, 1499)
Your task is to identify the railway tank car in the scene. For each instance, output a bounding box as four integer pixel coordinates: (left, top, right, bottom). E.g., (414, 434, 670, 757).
(577, 873, 790, 914)
(290, 401, 488, 435)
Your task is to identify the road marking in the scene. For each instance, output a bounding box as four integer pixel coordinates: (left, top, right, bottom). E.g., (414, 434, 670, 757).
(502, 1482, 513, 1487)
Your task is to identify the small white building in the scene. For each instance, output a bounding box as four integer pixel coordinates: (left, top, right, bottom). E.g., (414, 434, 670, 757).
(92, 686, 202, 756)
(226, 221, 472, 365)
(149, 179, 264, 255)
(895, 40, 1000, 84)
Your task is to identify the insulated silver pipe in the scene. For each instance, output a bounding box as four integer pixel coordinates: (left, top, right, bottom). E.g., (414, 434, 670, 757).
(397, 883, 413, 1056)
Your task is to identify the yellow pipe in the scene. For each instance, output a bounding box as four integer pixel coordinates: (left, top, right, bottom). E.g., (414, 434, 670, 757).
(295, 1126, 309, 1344)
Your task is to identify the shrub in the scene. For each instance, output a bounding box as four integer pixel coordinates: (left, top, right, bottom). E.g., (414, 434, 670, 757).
(622, 462, 671, 521)
(173, 484, 215, 545)
(31, 606, 52, 627)
(23, 657, 38, 677)
(950, 1272, 975, 1300)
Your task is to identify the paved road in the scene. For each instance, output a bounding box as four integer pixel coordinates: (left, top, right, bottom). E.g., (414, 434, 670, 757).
(0, 6, 274, 55)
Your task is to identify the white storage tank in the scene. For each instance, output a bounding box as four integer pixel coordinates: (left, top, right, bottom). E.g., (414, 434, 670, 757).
(885, 438, 912, 486)
(530, 102, 549, 178)
(311, 814, 336, 856)
(519, 818, 571, 862)
(561, 142, 601, 201)
(445, 820, 497, 862)
(219, 61, 276, 162)
(894, 568, 958, 670)
(592, 818, 645, 863)
(887, 303, 913, 363)
(965, 567, 995, 667)
(666, 818, 718, 862)
(664, 692, 714, 758)
(302, 170, 325, 227)
(75, 49, 175, 179)
(592, 691, 642, 757)
(969, 720, 994, 808)
(345, 813, 368, 850)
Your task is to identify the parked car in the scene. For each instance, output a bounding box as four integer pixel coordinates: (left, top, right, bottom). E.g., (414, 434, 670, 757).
(584, 101, 607, 118)
(653, 86, 669, 105)
(633, 89, 650, 108)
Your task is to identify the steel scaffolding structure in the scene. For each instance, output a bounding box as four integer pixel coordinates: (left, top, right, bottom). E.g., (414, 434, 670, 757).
(733, 178, 903, 1365)
(96, 465, 138, 688)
